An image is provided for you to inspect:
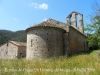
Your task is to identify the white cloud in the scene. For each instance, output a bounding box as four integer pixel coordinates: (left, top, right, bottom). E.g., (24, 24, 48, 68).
(39, 3, 48, 10)
(29, 2, 48, 10)
(14, 18, 19, 21)
(43, 19, 47, 21)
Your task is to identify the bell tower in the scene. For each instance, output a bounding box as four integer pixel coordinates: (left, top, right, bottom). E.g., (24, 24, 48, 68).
(66, 11, 84, 33)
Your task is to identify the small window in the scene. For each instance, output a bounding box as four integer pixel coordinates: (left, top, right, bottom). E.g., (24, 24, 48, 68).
(47, 33, 48, 35)
(31, 39, 33, 47)
(7, 43, 8, 46)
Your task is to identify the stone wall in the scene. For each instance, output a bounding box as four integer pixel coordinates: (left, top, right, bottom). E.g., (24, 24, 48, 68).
(66, 26, 88, 56)
(18, 46, 26, 58)
(26, 27, 65, 59)
(0, 42, 26, 59)
(0, 42, 18, 59)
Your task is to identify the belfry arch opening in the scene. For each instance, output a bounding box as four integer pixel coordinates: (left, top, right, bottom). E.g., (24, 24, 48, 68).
(67, 12, 84, 33)
(76, 14, 79, 27)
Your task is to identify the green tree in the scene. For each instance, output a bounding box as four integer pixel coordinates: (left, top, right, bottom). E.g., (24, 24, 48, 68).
(85, 2, 100, 49)
(0, 30, 26, 46)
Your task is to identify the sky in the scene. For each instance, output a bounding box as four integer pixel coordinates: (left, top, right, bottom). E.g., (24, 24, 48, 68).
(0, 0, 100, 31)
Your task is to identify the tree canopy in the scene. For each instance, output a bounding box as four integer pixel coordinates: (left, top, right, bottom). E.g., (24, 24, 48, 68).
(85, 2, 100, 50)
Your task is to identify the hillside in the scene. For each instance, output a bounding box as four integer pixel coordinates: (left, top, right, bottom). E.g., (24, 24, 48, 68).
(0, 30, 27, 46)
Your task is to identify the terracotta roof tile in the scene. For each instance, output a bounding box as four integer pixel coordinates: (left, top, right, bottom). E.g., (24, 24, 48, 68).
(25, 21, 66, 32)
(10, 41, 26, 46)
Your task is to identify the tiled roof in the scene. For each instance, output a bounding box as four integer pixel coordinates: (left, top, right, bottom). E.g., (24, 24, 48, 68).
(46, 18, 69, 31)
(34, 21, 55, 27)
(9, 41, 26, 46)
(25, 21, 66, 32)
(47, 18, 66, 25)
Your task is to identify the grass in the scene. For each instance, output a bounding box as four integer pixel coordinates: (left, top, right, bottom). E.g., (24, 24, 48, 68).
(0, 50, 100, 75)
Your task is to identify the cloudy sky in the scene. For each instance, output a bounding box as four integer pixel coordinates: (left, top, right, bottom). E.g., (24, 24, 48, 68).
(0, 0, 100, 31)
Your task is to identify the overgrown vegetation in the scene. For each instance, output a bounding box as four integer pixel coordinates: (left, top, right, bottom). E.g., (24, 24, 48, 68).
(0, 50, 100, 75)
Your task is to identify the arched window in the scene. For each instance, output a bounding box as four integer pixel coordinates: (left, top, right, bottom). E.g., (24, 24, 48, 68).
(31, 39, 33, 47)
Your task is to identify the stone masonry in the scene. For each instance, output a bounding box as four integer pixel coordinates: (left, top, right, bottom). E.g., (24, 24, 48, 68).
(26, 11, 89, 59)
(0, 11, 88, 59)
(0, 41, 26, 59)
(26, 25, 65, 59)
